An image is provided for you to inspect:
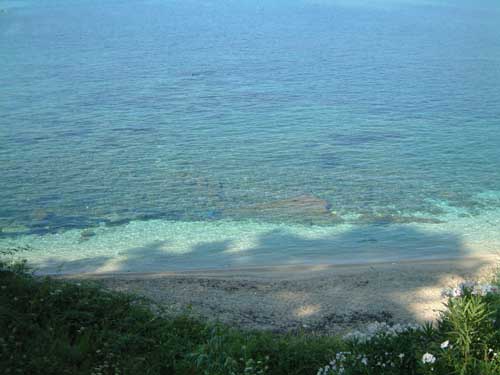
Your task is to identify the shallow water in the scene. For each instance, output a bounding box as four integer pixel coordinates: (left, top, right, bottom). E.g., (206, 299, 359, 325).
(1, 0, 500, 273)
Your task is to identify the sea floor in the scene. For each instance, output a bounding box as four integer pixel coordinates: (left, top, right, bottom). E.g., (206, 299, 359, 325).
(1, 203, 499, 275)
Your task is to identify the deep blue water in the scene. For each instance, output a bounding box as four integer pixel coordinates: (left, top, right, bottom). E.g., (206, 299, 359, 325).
(1, 0, 500, 273)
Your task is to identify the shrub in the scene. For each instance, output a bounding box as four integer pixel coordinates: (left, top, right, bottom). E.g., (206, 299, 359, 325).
(1, 258, 500, 375)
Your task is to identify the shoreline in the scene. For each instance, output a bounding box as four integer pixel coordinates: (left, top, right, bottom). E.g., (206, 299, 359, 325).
(58, 254, 499, 278)
(60, 255, 499, 334)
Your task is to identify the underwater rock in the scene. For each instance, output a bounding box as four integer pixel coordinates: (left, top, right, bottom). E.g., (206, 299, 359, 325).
(79, 229, 96, 242)
(234, 194, 338, 224)
(256, 195, 331, 214)
(189, 70, 216, 77)
(319, 153, 341, 168)
(356, 214, 446, 225)
(32, 208, 49, 221)
(205, 210, 222, 220)
(331, 132, 405, 146)
(103, 213, 131, 227)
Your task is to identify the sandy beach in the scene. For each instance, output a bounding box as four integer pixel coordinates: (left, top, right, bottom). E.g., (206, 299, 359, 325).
(62, 256, 499, 335)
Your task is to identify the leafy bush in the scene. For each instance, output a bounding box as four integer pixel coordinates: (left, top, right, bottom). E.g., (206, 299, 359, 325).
(0, 260, 339, 375)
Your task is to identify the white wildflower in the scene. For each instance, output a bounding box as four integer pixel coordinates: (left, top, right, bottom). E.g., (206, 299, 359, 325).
(440, 340, 449, 349)
(343, 322, 420, 343)
(444, 281, 498, 298)
(422, 353, 436, 364)
(480, 284, 496, 295)
(472, 282, 497, 296)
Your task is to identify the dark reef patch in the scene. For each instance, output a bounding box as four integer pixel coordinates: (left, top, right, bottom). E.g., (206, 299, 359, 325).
(331, 132, 405, 146)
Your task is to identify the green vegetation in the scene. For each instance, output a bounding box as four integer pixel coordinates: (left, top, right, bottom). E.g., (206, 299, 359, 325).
(1, 259, 500, 375)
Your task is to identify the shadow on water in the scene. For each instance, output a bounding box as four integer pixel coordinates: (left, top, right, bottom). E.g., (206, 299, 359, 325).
(37, 224, 493, 329)
(102, 225, 475, 270)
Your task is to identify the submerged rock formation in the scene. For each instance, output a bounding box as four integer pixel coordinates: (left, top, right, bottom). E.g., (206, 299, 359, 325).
(356, 214, 446, 225)
(231, 194, 340, 225)
(253, 195, 331, 215)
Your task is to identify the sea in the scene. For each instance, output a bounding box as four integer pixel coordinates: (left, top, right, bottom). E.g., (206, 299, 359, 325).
(1, 0, 500, 273)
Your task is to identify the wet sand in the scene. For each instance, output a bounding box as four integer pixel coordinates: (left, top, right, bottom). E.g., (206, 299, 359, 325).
(62, 256, 498, 334)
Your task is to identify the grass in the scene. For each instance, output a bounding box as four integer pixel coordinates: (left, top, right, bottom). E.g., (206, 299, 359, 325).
(1, 260, 500, 375)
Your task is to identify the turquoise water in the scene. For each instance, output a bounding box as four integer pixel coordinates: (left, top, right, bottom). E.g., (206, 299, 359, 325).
(1, 0, 500, 273)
